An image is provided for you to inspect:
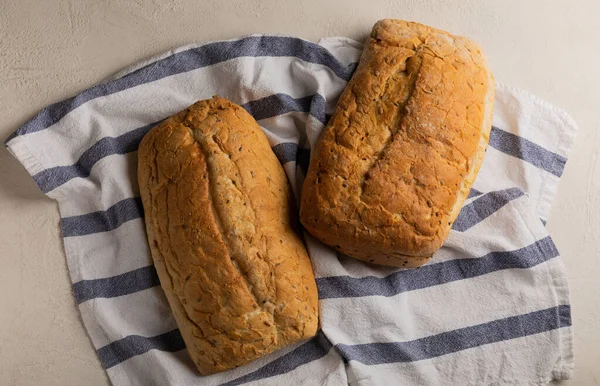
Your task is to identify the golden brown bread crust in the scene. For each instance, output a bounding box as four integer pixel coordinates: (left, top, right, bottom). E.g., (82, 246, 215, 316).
(138, 96, 319, 375)
(300, 19, 495, 267)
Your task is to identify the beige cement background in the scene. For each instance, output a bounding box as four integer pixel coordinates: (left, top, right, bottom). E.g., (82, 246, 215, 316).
(1, 0, 599, 384)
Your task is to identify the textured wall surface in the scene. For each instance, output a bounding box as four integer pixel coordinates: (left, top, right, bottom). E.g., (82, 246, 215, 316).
(0, 1, 598, 385)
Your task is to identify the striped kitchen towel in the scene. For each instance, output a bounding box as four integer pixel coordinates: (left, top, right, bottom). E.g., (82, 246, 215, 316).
(5, 35, 577, 385)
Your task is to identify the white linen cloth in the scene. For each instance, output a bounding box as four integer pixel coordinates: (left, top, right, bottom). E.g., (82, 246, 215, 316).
(6, 35, 577, 385)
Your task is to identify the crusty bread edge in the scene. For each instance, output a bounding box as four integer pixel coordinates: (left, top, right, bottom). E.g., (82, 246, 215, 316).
(446, 52, 495, 226)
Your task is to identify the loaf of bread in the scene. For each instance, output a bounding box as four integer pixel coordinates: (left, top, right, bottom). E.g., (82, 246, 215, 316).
(300, 20, 495, 268)
(138, 97, 319, 375)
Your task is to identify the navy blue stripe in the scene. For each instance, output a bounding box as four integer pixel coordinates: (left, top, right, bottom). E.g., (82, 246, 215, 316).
(33, 121, 161, 193)
(452, 188, 524, 232)
(243, 93, 327, 125)
(97, 329, 332, 374)
(61, 197, 143, 237)
(31, 92, 324, 194)
(95, 305, 570, 370)
(73, 266, 160, 304)
(317, 236, 559, 300)
(490, 126, 567, 177)
(74, 236, 558, 305)
(271, 142, 311, 171)
(271, 143, 298, 165)
(336, 305, 571, 365)
(7, 36, 354, 142)
(467, 188, 483, 199)
(223, 331, 333, 386)
(97, 329, 185, 369)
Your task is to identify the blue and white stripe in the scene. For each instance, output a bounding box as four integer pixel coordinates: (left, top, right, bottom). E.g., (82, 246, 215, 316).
(5, 35, 576, 385)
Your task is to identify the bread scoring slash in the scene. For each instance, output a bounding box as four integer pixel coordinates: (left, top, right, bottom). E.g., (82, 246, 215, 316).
(300, 19, 495, 267)
(138, 96, 319, 375)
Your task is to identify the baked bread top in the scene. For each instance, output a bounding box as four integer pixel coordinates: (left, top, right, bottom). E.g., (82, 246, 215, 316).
(300, 20, 495, 267)
(138, 97, 319, 374)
